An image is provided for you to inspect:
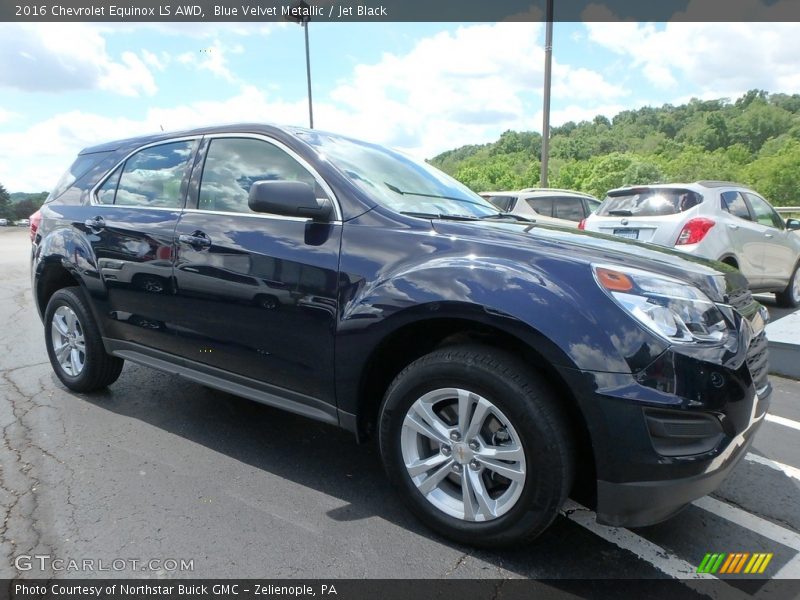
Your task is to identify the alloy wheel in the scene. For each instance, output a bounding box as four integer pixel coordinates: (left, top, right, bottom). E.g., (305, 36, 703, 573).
(51, 305, 86, 376)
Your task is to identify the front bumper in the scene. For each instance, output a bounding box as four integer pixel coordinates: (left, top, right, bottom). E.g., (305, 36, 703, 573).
(595, 394, 766, 527)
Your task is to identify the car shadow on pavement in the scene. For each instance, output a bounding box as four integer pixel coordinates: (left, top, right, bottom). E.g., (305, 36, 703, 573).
(73, 369, 674, 582)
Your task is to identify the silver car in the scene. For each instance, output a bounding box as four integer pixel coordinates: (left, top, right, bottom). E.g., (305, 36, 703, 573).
(582, 181, 800, 307)
(480, 188, 601, 228)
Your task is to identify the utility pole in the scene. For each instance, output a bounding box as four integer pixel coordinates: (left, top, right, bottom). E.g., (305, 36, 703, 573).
(540, 0, 554, 187)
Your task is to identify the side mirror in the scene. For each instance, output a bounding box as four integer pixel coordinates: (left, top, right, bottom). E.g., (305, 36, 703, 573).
(248, 180, 333, 221)
(786, 218, 800, 231)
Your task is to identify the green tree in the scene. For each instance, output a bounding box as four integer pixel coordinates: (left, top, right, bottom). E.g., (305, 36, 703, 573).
(0, 184, 13, 220)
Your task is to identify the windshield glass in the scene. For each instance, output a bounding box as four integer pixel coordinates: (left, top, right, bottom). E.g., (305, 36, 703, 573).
(297, 131, 498, 217)
(598, 188, 703, 217)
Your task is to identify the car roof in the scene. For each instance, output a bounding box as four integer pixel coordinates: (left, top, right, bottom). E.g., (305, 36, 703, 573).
(78, 122, 309, 154)
(605, 181, 757, 195)
(519, 188, 597, 199)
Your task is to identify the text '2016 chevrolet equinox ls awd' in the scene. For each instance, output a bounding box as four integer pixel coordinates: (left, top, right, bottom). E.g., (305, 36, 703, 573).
(32, 124, 771, 547)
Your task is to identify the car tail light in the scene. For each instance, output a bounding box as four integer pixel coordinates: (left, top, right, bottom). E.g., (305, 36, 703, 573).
(578, 218, 586, 230)
(30, 210, 42, 242)
(675, 218, 715, 246)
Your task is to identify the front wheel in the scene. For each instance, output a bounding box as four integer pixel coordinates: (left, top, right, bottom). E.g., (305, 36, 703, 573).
(378, 345, 574, 548)
(44, 287, 124, 392)
(775, 263, 800, 308)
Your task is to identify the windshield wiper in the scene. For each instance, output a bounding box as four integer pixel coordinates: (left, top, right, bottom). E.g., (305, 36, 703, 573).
(400, 211, 478, 221)
(607, 209, 633, 216)
(479, 212, 537, 224)
(385, 182, 488, 207)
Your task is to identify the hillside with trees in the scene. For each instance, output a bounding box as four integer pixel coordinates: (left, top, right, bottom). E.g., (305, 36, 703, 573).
(430, 90, 800, 205)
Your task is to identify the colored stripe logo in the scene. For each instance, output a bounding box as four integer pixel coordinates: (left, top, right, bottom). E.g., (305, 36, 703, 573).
(697, 552, 773, 574)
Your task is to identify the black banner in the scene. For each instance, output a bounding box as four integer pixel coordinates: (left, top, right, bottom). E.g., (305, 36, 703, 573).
(3, 580, 800, 600)
(3, 0, 800, 23)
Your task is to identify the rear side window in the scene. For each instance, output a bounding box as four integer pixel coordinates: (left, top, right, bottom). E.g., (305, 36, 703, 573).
(198, 137, 326, 214)
(526, 197, 554, 217)
(97, 141, 195, 207)
(598, 189, 703, 217)
(720, 191, 752, 221)
(745, 193, 785, 230)
(553, 197, 585, 222)
(586, 198, 601, 213)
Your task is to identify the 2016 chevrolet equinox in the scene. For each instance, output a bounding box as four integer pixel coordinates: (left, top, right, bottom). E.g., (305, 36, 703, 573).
(31, 125, 771, 547)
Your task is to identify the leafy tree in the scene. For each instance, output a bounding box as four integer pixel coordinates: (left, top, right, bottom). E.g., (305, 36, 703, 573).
(0, 184, 13, 220)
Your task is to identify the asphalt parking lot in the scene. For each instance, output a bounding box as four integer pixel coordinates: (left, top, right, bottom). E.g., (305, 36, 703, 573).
(1, 227, 798, 591)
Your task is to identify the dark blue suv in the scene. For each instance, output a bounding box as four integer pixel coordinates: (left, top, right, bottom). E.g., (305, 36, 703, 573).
(32, 124, 771, 547)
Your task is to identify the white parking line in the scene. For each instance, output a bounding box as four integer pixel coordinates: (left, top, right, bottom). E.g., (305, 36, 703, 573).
(561, 500, 749, 600)
(765, 414, 800, 432)
(745, 453, 800, 481)
(694, 496, 800, 551)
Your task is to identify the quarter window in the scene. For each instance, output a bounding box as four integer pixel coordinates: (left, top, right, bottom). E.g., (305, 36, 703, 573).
(198, 138, 326, 214)
(98, 141, 194, 207)
(720, 191, 751, 221)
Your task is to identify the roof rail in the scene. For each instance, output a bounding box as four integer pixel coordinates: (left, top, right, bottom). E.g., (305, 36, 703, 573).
(696, 180, 743, 188)
(518, 187, 594, 196)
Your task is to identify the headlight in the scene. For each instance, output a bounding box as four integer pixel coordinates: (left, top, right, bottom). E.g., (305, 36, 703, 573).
(593, 264, 730, 345)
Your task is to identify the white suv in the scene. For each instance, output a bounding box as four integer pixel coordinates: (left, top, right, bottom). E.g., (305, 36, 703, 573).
(480, 188, 601, 228)
(582, 181, 800, 307)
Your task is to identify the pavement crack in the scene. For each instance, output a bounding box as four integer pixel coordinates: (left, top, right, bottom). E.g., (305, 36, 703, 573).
(443, 552, 469, 577)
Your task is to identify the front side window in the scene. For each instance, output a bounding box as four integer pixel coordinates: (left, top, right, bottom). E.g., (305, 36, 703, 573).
(198, 138, 325, 214)
(721, 191, 752, 221)
(102, 141, 195, 208)
(745, 193, 784, 230)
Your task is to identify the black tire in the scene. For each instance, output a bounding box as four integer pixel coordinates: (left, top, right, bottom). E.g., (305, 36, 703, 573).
(775, 262, 800, 308)
(44, 287, 124, 392)
(378, 344, 574, 548)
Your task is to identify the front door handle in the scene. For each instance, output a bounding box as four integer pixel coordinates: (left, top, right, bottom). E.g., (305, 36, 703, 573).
(84, 216, 105, 230)
(765, 233, 774, 238)
(728, 224, 739, 230)
(178, 231, 212, 249)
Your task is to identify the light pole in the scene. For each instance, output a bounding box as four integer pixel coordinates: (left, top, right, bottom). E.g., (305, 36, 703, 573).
(540, 0, 553, 187)
(286, 1, 314, 129)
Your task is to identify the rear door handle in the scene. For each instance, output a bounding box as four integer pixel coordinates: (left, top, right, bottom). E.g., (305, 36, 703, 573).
(765, 233, 774, 238)
(84, 216, 105, 230)
(178, 231, 212, 249)
(728, 224, 739, 230)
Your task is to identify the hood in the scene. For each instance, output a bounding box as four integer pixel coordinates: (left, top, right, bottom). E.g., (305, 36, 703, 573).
(431, 219, 749, 304)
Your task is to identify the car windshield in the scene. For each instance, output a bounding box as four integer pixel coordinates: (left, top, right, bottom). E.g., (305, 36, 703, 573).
(298, 131, 498, 218)
(598, 188, 703, 217)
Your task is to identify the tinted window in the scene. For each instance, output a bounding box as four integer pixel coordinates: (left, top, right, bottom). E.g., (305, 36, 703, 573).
(745, 193, 784, 230)
(51, 152, 110, 200)
(586, 198, 601, 213)
(598, 189, 703, 217)
(199, 138, 325, 214)
(113, 141, 194, 207)
(720, 191, 751, 221)
(485, 195, 517, 212)
(553, 197, 585, 222)
(526, 197, 554, 217)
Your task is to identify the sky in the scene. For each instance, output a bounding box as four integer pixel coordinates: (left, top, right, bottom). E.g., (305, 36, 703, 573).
(2, 21, 800, 192)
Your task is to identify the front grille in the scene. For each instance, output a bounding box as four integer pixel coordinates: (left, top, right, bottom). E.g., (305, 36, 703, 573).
(746, 330, 770, 393)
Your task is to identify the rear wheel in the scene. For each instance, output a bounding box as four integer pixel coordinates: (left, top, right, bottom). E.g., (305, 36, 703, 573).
(44, 287, 124, 392)
(775, 263, 800, 308)
(378, 344, 574, 547)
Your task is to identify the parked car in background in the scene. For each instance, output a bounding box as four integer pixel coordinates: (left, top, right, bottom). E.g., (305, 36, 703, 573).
(32, 126, 770, 547)
(16, 218, 30, 227)
(481, 188, 600, 228)
(0, 218, 8, 226)
(582, 181, 800, 307)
